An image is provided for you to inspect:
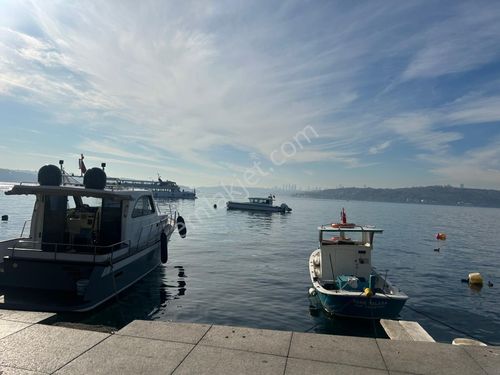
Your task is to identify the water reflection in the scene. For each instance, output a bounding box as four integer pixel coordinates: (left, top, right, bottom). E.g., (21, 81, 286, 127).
(174, 265, 187, 297)
(307, 294, 387, 338)
(52, 264, 188, 330)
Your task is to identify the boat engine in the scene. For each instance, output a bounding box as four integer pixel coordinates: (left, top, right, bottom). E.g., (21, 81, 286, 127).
(280, 203, 292, 212)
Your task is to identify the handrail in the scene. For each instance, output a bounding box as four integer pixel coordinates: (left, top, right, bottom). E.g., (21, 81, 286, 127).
(10, 239, 129, 259)
(20, 219, 31, 237)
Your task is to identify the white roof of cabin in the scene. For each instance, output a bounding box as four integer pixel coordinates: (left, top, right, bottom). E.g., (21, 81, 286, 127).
(318, 225, 383, 233)
(5, 184, 139, 200)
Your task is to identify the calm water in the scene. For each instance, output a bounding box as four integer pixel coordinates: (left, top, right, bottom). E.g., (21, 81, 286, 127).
(1, 184, 499, 344)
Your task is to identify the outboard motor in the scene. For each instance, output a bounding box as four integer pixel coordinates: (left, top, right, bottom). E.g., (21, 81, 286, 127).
(280, 203, 292, 212)
(38, 164, 62, 186)
(83, 168, 107, 189)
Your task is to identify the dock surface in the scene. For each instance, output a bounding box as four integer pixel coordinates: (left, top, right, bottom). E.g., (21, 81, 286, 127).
(1, 312, 499, 374)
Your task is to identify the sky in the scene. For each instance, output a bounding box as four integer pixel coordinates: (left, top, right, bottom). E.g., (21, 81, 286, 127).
(1, 1, 500, 189)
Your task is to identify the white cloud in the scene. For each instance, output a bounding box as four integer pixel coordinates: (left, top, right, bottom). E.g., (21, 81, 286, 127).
(424, 139, 500, 188)
(368, 141, 391, 155)
(446, 96, 500, 125)
(402, 3, 500, 80)
(1, 1, 500, 187)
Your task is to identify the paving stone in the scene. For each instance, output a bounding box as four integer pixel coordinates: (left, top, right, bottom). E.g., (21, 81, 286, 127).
(199, 325, 292, 356)
(55, 334, 193, 375)
(0, 310, 54, 324)
(285, 357, 389, 375)
(173, 345, 286, 375)
(289, 332, 386, 370)
(117, 320, 211, 344)
(0, 366, 47, 375)
(0, 319, 30, 339)
(463, 346, 500, 375)
(377, 339, 487, 375)
(0, 324, 108, 373)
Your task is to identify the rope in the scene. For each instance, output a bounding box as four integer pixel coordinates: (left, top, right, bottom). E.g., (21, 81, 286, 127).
(403, 304, 493, 346)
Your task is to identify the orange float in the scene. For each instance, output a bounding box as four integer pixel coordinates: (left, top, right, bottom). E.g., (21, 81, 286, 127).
(436, 233, 447, 240)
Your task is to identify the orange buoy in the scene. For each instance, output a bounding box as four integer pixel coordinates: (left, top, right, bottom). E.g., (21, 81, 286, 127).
(436, 233, 447, 240)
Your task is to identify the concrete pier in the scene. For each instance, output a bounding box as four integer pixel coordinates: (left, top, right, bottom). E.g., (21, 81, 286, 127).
(380, 319, 436, 342)
(1, 312, 498, 374)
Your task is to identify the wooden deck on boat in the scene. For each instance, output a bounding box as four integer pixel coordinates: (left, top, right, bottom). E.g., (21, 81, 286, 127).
(0, 310, 498, 374)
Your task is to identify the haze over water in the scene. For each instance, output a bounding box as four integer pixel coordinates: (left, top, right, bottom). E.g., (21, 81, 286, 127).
(1, 187, 499, 345)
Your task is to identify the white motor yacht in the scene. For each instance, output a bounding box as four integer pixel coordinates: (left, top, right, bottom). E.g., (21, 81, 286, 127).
(0, 164, 184, 312)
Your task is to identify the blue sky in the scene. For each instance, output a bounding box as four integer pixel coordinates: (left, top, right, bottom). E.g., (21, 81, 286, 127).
(1, 1, 500, 189)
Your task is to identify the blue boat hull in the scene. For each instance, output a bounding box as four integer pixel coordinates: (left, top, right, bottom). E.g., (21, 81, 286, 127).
(316, 290, 406, 319)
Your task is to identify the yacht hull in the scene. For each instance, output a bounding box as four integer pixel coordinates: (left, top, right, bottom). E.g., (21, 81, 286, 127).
(226, 202, 289, 212)
(315, 290, 407, 319)
(0, 230, 174, 312)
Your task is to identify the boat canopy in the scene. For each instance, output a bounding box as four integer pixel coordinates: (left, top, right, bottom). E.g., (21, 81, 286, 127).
(5, 184, 133, 200)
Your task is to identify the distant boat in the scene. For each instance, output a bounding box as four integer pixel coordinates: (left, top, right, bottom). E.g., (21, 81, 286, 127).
(68, 155, 197, 200)
(107, 177, 197, 200)
(226, 195, 291, 213)
(309, 208, 407, 319)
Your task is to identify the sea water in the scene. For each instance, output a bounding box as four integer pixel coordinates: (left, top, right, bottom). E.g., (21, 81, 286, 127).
(1, 185, 499, 344)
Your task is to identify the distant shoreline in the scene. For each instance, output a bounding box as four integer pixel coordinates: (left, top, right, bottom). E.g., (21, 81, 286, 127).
(294, 186, 500, 209)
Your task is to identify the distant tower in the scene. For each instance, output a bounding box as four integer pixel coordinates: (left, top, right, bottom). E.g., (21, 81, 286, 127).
(460, 184, 464, 189)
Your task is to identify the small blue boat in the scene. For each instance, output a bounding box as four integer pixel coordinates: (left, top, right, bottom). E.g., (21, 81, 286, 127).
(309, 209, 408, 319)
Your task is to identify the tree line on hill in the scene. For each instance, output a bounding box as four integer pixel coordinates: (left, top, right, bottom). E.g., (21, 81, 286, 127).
(295, 185, 500, 208)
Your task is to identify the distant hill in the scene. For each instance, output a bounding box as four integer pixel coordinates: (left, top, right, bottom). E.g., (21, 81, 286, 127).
(295, 186, 500, 208)
(196, 186, 296, 197)
(0, 169, 37, 183)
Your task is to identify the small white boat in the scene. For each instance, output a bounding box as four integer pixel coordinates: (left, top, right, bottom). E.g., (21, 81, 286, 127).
(309, 209, 407, 319)
(226, 195, 291, 213)
(0, 163, 185, 312)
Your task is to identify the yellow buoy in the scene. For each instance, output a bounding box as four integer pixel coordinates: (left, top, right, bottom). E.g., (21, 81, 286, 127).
(363, 288, 373, 297)
(468, 272, 483, 286)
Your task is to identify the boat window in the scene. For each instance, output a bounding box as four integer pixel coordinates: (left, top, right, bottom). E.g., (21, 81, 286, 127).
(42, 195, 67, 250)
(132, 195, 156, 218)
(67, 196, 101, 211)
(65, 196, 102, 249)
(321, 230, 365, 245)
(100, 198, 122, 246)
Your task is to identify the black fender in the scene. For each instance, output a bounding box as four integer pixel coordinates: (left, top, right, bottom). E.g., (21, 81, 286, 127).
(177, 216, 187, 238)
(160, 231, 168, 264)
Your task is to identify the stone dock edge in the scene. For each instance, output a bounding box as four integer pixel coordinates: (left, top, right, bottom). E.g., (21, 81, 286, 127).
(0, 311, 498, 374)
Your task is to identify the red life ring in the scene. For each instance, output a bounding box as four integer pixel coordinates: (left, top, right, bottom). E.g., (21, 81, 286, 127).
(331, 223, 356, 228)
